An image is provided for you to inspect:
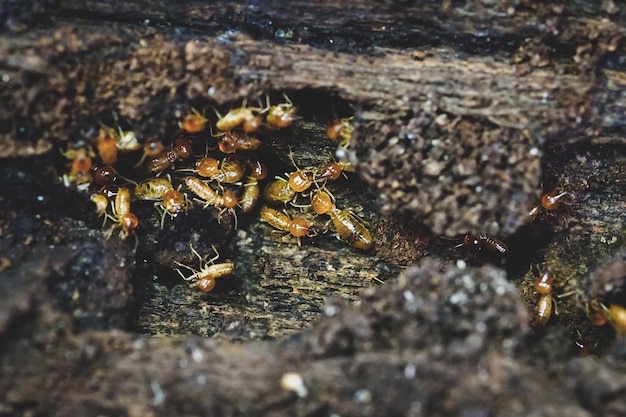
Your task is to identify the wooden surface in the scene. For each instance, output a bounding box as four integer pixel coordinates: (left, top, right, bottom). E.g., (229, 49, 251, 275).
(1, 1, 626, 416)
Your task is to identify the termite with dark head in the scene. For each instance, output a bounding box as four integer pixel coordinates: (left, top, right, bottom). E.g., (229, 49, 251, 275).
(457, 234, 509, 258)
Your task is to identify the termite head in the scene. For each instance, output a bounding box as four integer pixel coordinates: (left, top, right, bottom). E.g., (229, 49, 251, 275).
(462, 234, 481, 251)
(179, 108, 208, 133)
(174, 137, 193, 159)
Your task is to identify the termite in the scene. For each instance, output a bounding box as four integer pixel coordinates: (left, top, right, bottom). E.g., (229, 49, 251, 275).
(328, 205, 373, 250)
(263, 178, 296, 205)
(316, 159, 354, 182)
(158, 189, 189, 227)
(174, 244, 234, 293)
(287, 169, 314, 193)
(260, 206, 315, 246)
(210, 155, 246, 184)
(310, 189, 334, 215)
(177, 155, 220, 178)
(533, 268, 557, 326)
(179, 108, 208, 133)
(136, 137, 193, 177)
(214, 102, 263, 132)
(589, 302, 626, 335)
(133, 138, 165, 168)
(91, 193, 109, 217)
(105, 187, 139, 241)
(326, 117, 353, 148)
(134, 177, 188, 228)
(196, 157, 220, 178)
(604, 304, 626, 335)
(529, 190, 572, 221)
(96, 125, 118, 165)
(134, 177, 174, 200)
(457, 234, 509, 257)
(185, 176, 221, 208)
(216, 131, 262, 153)
(116, 126, 141, 151)
(264, 94, 299, 129)
(184, 176, 239, 227)
(239, 177, 260, 214)
(61, 144, 95, 186)
(287, 149, 315, 194)
(541, 190, 571, 211)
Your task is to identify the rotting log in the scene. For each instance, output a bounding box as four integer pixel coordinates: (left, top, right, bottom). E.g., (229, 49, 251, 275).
(1, 1, 625, 234)
(1, 1, 626, 416)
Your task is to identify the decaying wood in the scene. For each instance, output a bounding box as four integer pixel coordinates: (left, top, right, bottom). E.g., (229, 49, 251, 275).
(1, 1, 626, 416)
(1, 0, 624, 234)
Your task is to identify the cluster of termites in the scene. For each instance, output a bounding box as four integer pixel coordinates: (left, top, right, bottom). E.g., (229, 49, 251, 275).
(259, 149, 372, 250)
(529, 264, 626, 339)
(522, 190, 626, 339)
(446, 190, 572, 262)
(440, 186, 579, 327)
(58, 93, 371, 293)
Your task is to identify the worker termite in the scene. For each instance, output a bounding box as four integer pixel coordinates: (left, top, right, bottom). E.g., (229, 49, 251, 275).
(529, 190, 572, 221)
(210, 155, 246, 184)
(91, 193, 109, 217)
(288, 169, 314, 193)
(191, 157, 220, 177)
(179, 108, 208, 133)
(533, 267, 557, 326)
(174, 244, 234, 293)
(61, 144, 95, 188)
(136, 137, 193, 177)
(316, 159, 354, 182)
(159, 189, 190, 227)
(326, 117, 353, 148)
(310, 189, 335, 215)
(133, 177, 173, 199)
(589, 302, 626, 335)
(286, 150, 315, 193)
(260, 206, 316, 246)
(456, 234, 509, 258)
(327, 205, 373, 250)
(175, 142, 220, 177)
(216, 131, 262, 153)
(116, 126, 141, 151)
(184, 176, 239, 227)
(219, 189, 240, 228)
(96, 125, 119, 165)
(604, 304, 626, 335)
(240, 177, 260, 214)
(185, 176, 221, 208)
(133, 177, 189, 227)
(104, 187, 139, 242)
(133, 138, 165, 168)
(263, 178, 296, 205)
(264, 94, 299, 129)
(214, 101, 263, 132)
